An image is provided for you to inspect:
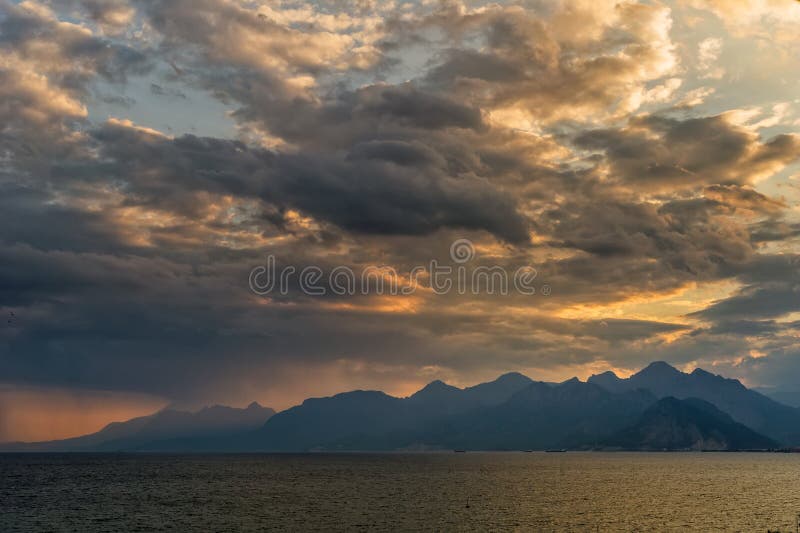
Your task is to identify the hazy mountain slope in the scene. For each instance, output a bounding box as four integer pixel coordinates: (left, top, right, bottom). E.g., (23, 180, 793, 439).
(0, 402, 274, 452)
(756, 389, 800, 409)
(605, 397, 778, 451)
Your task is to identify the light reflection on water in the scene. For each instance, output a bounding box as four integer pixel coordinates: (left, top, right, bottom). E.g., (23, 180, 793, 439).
(2, 452, 799, 532)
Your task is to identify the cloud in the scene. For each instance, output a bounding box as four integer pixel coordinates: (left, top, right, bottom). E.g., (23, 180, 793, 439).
(419, 1, 678, 125)
(3, 0, 800, 423)
(141, 0, 382, 74)
(689, 277, 800, 322)
(574, 113, 800, 191)
(0, 0, 150, 152)
(697, 37, 724, 79)
(682, 0, 800, 41)
(85, 118, 531, 243)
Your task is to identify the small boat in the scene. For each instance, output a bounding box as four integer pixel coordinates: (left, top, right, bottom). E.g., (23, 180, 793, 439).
(545, 449, 567, 453)
(453, 449, 467, 453)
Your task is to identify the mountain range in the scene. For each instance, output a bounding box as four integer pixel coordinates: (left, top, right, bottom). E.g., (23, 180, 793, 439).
(587, 362, 800, 444)
(2, 362, 798, 452)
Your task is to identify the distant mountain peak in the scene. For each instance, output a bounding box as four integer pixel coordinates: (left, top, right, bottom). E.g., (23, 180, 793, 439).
(408, 379, 460, 401)
(634, 361, 682, 379)
(690, 367, 747, 390)
(495, 371, 532, 383)
(594, 370, 620, 379)
(419, 379, 458, 391)
(587, 370, 625, 392)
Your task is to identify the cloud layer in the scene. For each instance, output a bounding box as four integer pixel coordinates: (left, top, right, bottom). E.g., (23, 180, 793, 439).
(2, 0, 800, 432)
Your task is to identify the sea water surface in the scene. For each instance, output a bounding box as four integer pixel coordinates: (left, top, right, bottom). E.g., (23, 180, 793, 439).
(2, 452, 799, 532)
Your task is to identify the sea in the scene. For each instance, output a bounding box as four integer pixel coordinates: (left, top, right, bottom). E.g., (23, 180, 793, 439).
(2, 452, 799, 532)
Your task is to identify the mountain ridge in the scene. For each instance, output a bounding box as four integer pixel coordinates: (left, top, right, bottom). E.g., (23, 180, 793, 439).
(4, 362, 798, 452)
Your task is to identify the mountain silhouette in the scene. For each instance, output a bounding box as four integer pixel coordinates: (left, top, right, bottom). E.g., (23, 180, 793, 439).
(5, 362, 800, 452)
(386, 379, 657, 451)
(604, 397, 778, 451)
(249, 372, 535, 451)
(588, 361, 800, 444)
(406, 372, 533, 414)
(246, 378, 660, 451)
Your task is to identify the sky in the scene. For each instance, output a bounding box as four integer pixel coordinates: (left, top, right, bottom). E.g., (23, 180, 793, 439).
(2, 0, 800, 442)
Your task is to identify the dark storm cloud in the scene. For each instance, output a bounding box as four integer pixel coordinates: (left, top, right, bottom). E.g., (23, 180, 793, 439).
(0, 183, 132, 254)
(87, 120, 531, 243)
(690, 284, 800, 322)
(537, 317, 690, 342)
(723, 254, 800, 284)
(0, 236, 280, 400)
(574, 114, 800, 191)
(272, 153, 528, 241)
(695, 254, 800, 323)
(749, 220, 800, 244)
(212, 80, 489, 152)
(357, 84, 484, 131)
(702, 319, 792, 337)
(539, 188, 754, 285)
(346, 140, 445, 167)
